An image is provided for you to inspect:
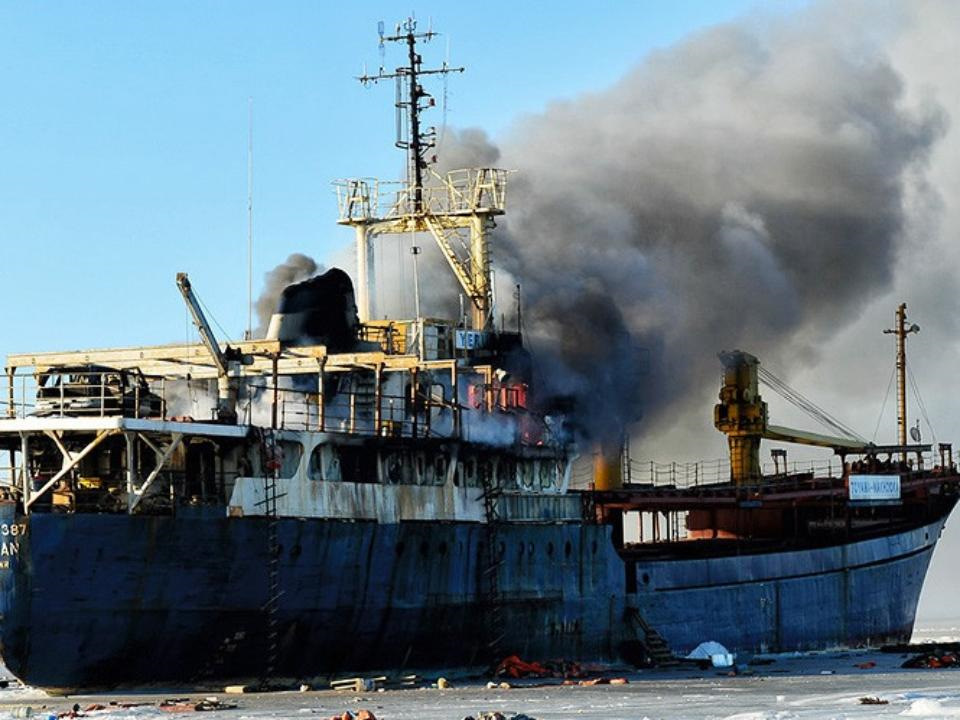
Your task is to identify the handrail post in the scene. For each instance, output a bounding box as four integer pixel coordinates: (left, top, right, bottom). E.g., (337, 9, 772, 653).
(5, 368, 13, 419)
(318, 358, 326, 432)
(20, 432, 30, 512)
(411, 367, 419, 439)
(125, 432, 136, 510)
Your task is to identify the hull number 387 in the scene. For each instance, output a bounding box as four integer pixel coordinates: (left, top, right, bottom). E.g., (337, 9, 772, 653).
(0, 523, 26, 567)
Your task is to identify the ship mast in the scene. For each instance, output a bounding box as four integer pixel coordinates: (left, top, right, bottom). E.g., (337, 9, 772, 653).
(884, 302, 920, 461)
(337, 17, 508, 332)
(360, 18, 456, 214)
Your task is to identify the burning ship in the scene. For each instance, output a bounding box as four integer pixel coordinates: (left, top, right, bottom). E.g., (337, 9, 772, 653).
(0, 20, 956, 690)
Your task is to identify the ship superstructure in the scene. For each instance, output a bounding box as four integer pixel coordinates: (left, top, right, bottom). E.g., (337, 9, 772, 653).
(0, 19, 956, 690)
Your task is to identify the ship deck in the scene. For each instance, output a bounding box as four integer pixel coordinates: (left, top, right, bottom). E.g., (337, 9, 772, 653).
(586, 468, 960, 511)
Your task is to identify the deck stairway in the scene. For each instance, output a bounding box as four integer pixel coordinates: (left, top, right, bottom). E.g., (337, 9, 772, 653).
(625, 607, 678, 666)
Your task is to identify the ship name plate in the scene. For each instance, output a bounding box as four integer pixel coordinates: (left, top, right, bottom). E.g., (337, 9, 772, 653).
(848, 474, 901, 501)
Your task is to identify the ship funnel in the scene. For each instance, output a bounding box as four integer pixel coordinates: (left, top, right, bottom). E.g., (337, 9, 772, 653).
(266, 269, 360, 351)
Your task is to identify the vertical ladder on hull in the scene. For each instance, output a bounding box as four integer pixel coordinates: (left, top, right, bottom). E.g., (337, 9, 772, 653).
(478, 467, 505, 665)
(260, 430, 284, 685)
(625, 607, 678, 666)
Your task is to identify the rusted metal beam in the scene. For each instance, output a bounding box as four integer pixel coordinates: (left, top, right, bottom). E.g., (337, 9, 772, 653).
(129, 433, 184, 512)
(25, 429, 114, 512)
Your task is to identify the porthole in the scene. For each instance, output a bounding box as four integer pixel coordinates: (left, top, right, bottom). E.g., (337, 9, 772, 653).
(642, 573, 651, 585)
(395, 541, 405, 556)
(439, 541, 448, 556)
(591, 540, 598, 555)
(527, 542, 535, 557)
(564, 541, 572, 558)
(420, 540, 429, 557)
(547, 542, 554, 557)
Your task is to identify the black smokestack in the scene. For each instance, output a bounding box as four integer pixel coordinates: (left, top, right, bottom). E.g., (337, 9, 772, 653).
(268, 268, 359, 351)
(254, 253, 323, 337)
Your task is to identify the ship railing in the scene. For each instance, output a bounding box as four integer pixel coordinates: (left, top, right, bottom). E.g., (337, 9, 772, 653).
(0, 465, 17, 494)
(239, 382, 552, 447)
(2, 369, 166, 421)
(2, 370, 37, 419)
(616, 453, 940, 489)
(3, 368, 551, 447)
(357, 322, 408, 355)
(239, 383, 460, 441)
(257, 385, 437, 438)
(334, 168, 509, 222)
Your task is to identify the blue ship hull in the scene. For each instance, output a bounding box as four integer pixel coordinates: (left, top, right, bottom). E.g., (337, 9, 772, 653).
(0, 502, 948, 690)
(630, 518, 945, 654)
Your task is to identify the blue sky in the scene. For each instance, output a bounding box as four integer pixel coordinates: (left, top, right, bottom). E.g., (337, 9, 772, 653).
(0, 1, 799, 354)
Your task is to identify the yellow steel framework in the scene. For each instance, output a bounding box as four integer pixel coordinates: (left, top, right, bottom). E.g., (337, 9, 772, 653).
(336, 167, 507, 330)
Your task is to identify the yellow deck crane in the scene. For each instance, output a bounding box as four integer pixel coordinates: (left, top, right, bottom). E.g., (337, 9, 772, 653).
(714, 350, 874, 485)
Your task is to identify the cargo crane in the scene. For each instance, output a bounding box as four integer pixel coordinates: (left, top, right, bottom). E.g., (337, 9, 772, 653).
(714, 349, 927, 485)
(715, 350, 871, 484)
(175, 272, 249, 423)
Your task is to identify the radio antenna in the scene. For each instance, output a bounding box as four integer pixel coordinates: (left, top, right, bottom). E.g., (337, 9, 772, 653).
(439, 36, 451, 148)
(246, 96, 253, 340)
(357, 16, 463, 213)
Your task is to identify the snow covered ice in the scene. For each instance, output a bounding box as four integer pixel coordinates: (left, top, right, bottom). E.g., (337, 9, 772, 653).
(1, 623, 959, 720)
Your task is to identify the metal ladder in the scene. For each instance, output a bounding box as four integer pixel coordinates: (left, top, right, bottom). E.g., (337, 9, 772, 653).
(478, 467, 505, 664)
(260, 431, 283, 686)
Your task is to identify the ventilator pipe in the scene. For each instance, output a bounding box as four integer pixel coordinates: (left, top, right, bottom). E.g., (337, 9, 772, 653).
(593, 440, 624, 490)
(216, 374, 238, 424)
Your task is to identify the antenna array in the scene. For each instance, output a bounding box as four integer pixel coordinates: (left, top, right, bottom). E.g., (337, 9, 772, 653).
(358, 16, 464, 213)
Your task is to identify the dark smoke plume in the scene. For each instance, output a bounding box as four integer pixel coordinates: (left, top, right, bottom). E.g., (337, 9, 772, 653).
(254, 253, 323, 336)
(430, 11, 944, 445)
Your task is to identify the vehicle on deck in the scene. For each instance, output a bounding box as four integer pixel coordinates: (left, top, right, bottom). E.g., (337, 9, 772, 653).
(33, 365, 163, 418)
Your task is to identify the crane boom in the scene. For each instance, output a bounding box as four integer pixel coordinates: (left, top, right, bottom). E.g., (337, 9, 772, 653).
(764, 425, 870, 452)
(176, 272, 229, 377)
(175, 272, 241, 423)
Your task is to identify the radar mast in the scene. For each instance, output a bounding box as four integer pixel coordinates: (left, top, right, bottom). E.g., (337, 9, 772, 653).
(337, 17, 508, 332)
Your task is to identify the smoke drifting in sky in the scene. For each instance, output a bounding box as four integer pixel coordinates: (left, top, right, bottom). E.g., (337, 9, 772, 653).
(427, 3, 947, 445)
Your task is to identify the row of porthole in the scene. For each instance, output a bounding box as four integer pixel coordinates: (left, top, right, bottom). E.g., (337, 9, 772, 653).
(390, 539, 601, 559)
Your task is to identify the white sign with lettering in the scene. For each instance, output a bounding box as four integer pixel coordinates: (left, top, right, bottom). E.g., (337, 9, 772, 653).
(455, 330, 489, 350)
(848, 474, 901, 501)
